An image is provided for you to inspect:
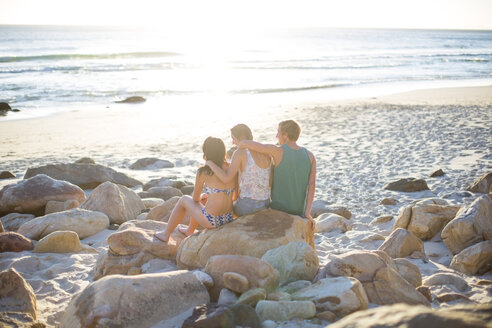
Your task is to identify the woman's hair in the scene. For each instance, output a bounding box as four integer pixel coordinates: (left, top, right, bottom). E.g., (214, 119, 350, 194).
(278, 120, 301, 141)
(198, 136, 226, 176)
(230, 124, 253, 141)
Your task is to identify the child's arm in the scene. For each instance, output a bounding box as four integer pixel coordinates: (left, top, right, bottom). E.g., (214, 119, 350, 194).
(304, 150, 317, 229)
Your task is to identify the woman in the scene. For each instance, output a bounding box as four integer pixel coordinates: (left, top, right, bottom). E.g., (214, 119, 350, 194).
(206, 124, 271, 216)
(154, 137, 236, 242)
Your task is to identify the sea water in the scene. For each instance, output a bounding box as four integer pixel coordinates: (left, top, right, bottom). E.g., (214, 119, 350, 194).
(1, 25, 492, 119)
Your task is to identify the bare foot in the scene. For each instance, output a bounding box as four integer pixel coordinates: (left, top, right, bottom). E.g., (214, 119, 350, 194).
(154, 231, 169, 243)
(178, 226, 193, 237)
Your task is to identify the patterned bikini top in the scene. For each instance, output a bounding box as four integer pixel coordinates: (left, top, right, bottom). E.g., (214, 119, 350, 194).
(203, 184, 235, 196)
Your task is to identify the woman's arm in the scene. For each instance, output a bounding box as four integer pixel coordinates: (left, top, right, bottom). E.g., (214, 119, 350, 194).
(205, 150, 243, 183)
(304, 151, 317, 229)
(192, 171, 206, 202)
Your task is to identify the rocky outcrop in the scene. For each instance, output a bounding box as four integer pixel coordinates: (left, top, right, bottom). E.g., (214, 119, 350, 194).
(0, 174, 85, 216)
(394, 199, 460, 240)
(79, 181, 145, 224)
(17, 208, 109, 240)
(378, 228, 425, 258)
(0, 268, 37, 319)
(176, 209, 314, 269)
(441, 194, 492, 255)
(0, 232, 34, 252)
(450, 240, 492, 275)
(383, 178, 429, 192)
(130, 158, 174, 170)
(24, 163, 142, 189)
(261, 241, 319, 285)
(60, 271, 209, 328)
(467, 172, 492, 194)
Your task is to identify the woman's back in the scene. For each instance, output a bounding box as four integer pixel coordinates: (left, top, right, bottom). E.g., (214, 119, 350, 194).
(238, 149, 271, 201)
(202, 163, 236, 215)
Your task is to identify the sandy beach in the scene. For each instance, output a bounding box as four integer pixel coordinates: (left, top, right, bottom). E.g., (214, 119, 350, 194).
(1, 85, 492, 327)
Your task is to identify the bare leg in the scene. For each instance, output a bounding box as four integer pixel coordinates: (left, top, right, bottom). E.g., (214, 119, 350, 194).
(177, 193, 207, 237)
(155, 195, 212, 242)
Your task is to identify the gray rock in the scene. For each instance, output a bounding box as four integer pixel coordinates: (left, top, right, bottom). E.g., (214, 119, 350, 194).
(383, 178, 429, 192)
(130, 158, 175, 170)
(115, 96, 146, 103)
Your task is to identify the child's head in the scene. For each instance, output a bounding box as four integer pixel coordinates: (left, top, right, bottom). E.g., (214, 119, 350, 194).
(230, 124, 253, 145)
(200, 136, 226, 175)
(278, 120, 301, 142)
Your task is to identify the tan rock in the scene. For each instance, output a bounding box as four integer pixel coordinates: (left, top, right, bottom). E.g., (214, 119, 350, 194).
(450, 240, 492, 275)
(79, 181, 145, 224)
(146, 196, 180, 222)
(316, 311, 337, 322)
(442, 194, 492, 255)
(255, 300, 316, 321)
(370, 215, 393, 225)
(437, 293, 471, 303)
(380, 198, 398, 206)
(141, 198, 165, 209)
(204, 254, 279, 301)
(0, 213, 34, 232)
(0, 268, 37, 319)
(394, 199, 460, 240)
(237, 287, 266, 306)
(0, 232, 34, 252)
(416, 286, 432, 302)
(422, 272, 469, 292)
(394, 258, 422, 288)
(0, 174, 85, 216)
(93, 249, 156, 280)
(311, 201, 352, 219)
(177, 209, 314, 269)
(223, 272, 249, 293)
(0, 220, 3, 233)
(292, 276, 368, 317)
(315, 213, 352, 233)
(60, 270, 209, 328)
(378, 228, 425, 258)
(44, 199, 79, 215)
(17, 208, 109, 240)
(34, 230, 91, 253)
(267, 290, 292, 301)
(467, 172, 492, 194)
(261, 241, 319, 285)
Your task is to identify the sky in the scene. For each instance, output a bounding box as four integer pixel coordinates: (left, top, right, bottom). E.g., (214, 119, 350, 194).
(0, 0, 491, 30)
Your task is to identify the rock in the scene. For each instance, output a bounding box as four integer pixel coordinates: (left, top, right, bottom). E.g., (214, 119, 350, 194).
(0, 213, 35, 232)
(0, 102, 12, 111)
(416, 286, 432, 302)
(316, 310, 337, 322)
(422, 272, 469, 292)
(0, 174, 85, 216)
(219, 288, 239, 305)
(192, 270, 214, 289)
(326, 303, 492, 328)
(267, 290, 291, 301)
(139, 186, 183, 201)
(237, 288, 267, 306)
(182, 303, 260, 328)
(467, 172, 492, 194)
(33, 230, 89, 253)
(228, 304, 261, 328)
(44, 199, 80, 215)
(0, 312, 46, 327)
(311, 200, 352, 219)
(450, 240, 492, 275)
(430, 169, 445, 177)
(315, 250, 430, 306)
(378, 228, 425, 258)
(292, 276, 369, 317)
(261, 241, 319, 285)
(24, 163, 142, 189)
(141, 198, 164, 209)
(60, 270, 209, 328)
(384, 178, 430, 192)
(394, 258, 422, 288)
(370, 215, 393, 225)
(115, 96, 146, 103)
(315, 213, 352, 233)
(0, 171, 15, 179)
(79, 181, 145, 224)
(74, 157, 96, 164)
(255, 300, 316, 321)
(0, 268, 37, 319)
(94, 249, 156, 280)
(441, 194, 492, 255)
(142, 177, 179, 191)
(181, 185, 195, 195)
(224, 272, 249, 293)
(282, 280, 312, 293)
(146, 196, 180, 222)
(17, 208, 109, 240)
(177, 209, 314, 269)
(380, 198, 398, 205)
(204, 255, 279, 301)
(393, 199, 460, 240)
(130, 158, 174, 170)
(437, 293, 471, 303)
(0, 221, 3, 233)
(0, 232, 34, 252)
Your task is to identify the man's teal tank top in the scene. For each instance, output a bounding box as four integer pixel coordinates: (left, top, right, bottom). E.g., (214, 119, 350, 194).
(270, 144, 311, 216)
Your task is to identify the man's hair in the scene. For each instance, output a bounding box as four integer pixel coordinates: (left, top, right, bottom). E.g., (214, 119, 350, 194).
(279, 120, 301, 141)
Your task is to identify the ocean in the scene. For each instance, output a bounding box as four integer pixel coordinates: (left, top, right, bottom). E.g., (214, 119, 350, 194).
(1, 25, 492, 119)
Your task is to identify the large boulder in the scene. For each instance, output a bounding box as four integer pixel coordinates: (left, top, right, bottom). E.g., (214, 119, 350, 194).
(315, 250, 429, 306)
(0, 268, 37, 319)
(292, 276, 368, 317)
(394, 258, 422, 288)
(378, 228, 425, 258)
(383, 178, 429, 192)
(24, 163, 142, 189)
(450, 240, 492, 275)
(17, 208, 109, 240)
(261, 241, 319, 285)
(0, 174, 85, 216)
(130, 158, 174, 170)
(146, 196, 180, 222)
(0, 232, 34, 252)
(422, 272, 469, 292)
(326, 303, 492, 328)
(255, 300, 316, 321)
(441, 194, 492, 255)
(204, 255, 280, 301)
(467, 172, 492, 194)
(138, 186, 183, 201)
(0, 213, 35, 232)
(79, 181, 145, 224)
(176, 209, 314, 269)
(33, 230, 91, 253)
(60, 271, 209, 328)
(182, 303, 260, 328)
(394, 199, 460, 240)
(315, 213, 352, 233)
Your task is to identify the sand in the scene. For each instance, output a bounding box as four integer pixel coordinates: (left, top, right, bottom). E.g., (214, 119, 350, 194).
(1, 85, 492, 326)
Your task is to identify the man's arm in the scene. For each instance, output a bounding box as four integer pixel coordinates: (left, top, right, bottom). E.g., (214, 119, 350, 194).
(239, 140, 283, 165)
(304, 150, 317, 229)
(206, 150, 243, 183)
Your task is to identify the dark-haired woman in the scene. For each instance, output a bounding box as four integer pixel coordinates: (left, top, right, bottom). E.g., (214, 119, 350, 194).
(154, 137, 236, 242)
(206, 124, 271, 216)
